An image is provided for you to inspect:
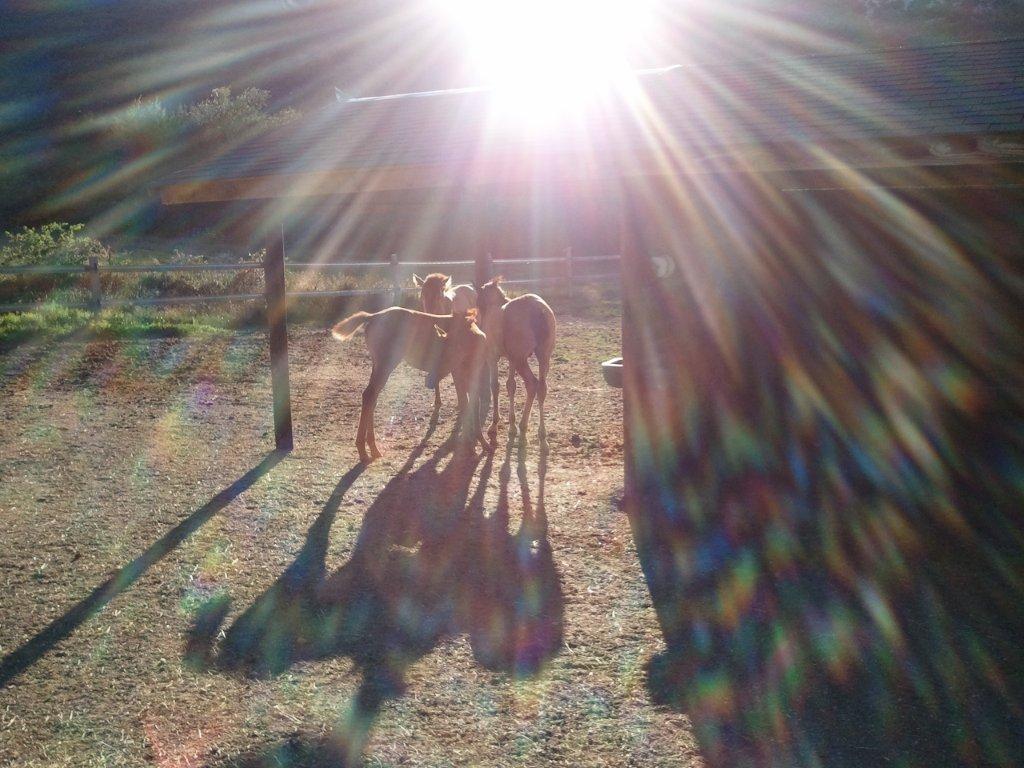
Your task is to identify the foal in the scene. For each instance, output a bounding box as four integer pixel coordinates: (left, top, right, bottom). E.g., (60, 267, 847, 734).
(414, 273, 477, 316)
(414, 273, 478, 411)
(477, 277, 556, 443)
(332, 307, 491, 463)
(432, 311, 492, 454)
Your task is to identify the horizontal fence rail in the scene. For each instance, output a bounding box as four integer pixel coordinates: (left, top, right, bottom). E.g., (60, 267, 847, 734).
(100, 262, 263, 274)
(0, 250, 621, 314)
(0, 300, 91, 313)
(388, 260, 478, 268)
(0, 264, 90, 275)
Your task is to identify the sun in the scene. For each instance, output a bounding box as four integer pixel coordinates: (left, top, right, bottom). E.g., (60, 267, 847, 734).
(439, 0, 656, 122)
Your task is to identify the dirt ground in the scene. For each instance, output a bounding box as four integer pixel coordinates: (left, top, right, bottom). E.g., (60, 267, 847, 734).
(0, 304, 701, 767)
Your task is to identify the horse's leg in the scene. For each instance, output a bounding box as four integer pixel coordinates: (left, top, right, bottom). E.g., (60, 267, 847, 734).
(361, 363, 392, 462)
(355, 392, 371, 465)
(514, 358, 539, 440)
(537, 352, 550, 443)
(506, 365, 518, 439)
(431, 383, 442, 425)
(488, 359, 501, 438)
(464, 368, 493, 453)
(356, 369, 376, 463)
(475, 403, 493, 453)
(476, 363, 490, 429)
(453, 379, 473, 449)
(479, 364, 495, 452)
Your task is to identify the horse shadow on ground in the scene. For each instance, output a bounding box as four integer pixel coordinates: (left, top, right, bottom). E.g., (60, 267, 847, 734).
(187, 434, 562, 767)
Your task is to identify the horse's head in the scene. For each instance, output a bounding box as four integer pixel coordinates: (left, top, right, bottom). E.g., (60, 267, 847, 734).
(414, 273, 453, 314)
(429, 309, 487, 389)
(477, 276, 508, 311)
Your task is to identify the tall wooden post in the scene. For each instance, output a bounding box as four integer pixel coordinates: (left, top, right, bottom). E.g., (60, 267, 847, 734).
(264, 231, 293, 452)
(87, 256, 102, 312)
(475, 251, 493, 288)
(618, 192, 639, 522)
(618, 182, 686, 653)
(564, 245, 574, 299)
(390, 252, 403, 305)
(476, 195, 499, 288)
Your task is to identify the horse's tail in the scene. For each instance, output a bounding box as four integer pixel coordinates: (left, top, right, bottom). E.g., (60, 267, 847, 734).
(331, 311, 373, 341)
(531, 298, 557, 368)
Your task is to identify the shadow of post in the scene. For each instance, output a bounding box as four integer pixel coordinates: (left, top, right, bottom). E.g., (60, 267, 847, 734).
(0, 450, 286, 689)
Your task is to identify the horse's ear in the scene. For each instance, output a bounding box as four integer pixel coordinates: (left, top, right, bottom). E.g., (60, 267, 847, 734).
(413, 274, 424, 287)
(434, 324, 447, 339)
(443, 275, 452, 292)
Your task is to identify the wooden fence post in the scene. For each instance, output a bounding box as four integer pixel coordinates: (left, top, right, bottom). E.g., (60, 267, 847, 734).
(390, 253, 403, 305)
(264, 233, 293, 452)
(475, 251, 493, 288)
(619, 189, 639, 516)
(564, 245, 574, 300)
(88, 256, 102, 312)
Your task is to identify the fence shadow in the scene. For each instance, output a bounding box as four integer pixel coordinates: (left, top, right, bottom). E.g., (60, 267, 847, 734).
(0, 450, 285, 689)
(192, 437, 562, 767)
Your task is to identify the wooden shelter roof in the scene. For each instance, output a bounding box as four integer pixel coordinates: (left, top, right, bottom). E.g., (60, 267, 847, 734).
(163, 38, 1024, 204)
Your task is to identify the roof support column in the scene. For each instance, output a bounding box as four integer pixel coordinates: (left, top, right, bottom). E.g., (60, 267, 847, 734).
(619, 180, 690, 656)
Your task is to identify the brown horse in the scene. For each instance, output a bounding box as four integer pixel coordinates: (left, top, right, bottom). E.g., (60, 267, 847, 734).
(332, 307, 491, 463)
(414, 273, 478, 410)
(433, 311, 492, 453)
(413, 272, 477, 315)
(477, 277, 557, 444)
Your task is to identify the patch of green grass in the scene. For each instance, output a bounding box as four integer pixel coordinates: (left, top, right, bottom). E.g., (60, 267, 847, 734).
(91, 306, 230, 338)
(0, 305, 93, 343)
(0, 304, 233, 348)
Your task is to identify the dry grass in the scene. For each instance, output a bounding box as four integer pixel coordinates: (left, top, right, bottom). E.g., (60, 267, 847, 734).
(0, 303, 701, 767)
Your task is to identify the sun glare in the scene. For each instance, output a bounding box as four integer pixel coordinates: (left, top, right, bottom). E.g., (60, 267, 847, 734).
(440, 0, 656, 123)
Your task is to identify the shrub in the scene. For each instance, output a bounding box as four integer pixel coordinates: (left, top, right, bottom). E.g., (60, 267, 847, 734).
(182, 87, 300, 146)
(0, 223, 107, 267)
(0, 223, 109, 304)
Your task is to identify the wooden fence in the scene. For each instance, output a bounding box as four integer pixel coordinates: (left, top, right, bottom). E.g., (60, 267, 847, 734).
(0, 247, 620, 314)
(0, 246, 621, 452)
